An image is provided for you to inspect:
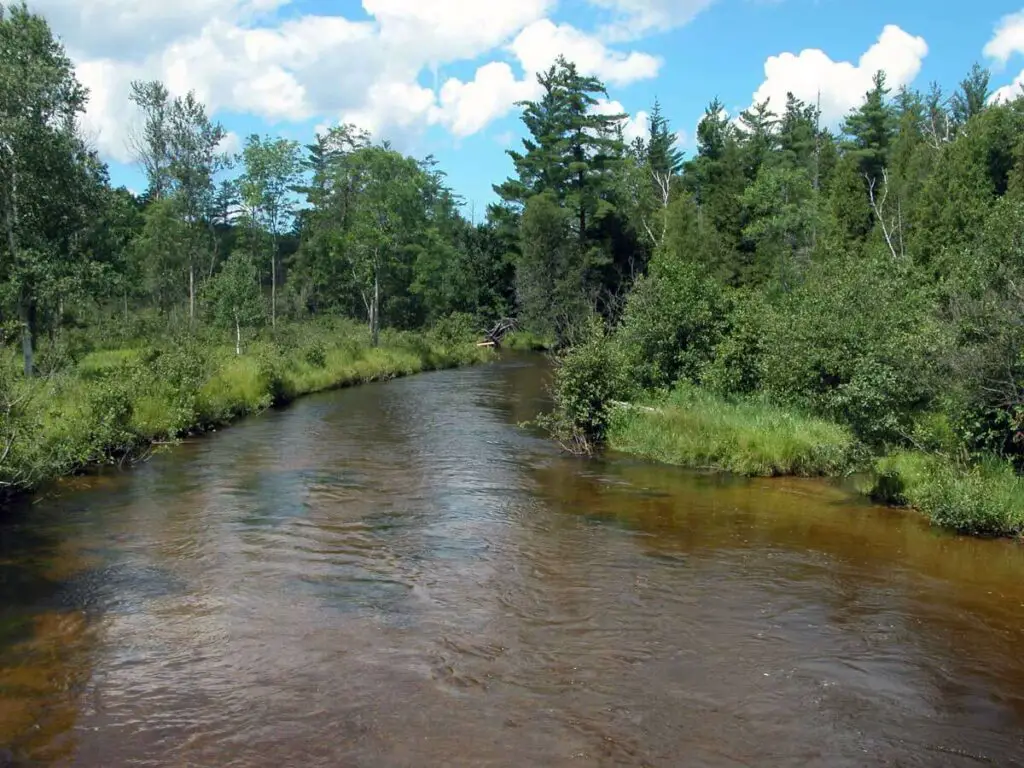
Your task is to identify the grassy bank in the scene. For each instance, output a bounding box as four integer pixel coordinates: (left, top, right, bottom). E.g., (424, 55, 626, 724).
(607, 384, 856, 477)
(603, 384, 1024, 538)
(867, 452, 1024, 537)
(0, 319, 491, 498)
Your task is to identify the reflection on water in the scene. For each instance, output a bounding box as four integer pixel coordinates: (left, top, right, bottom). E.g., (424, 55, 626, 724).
(2, 353, 1024, 766)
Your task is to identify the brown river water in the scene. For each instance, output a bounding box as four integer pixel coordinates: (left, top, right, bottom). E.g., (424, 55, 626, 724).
(2, 353, 1024, 767)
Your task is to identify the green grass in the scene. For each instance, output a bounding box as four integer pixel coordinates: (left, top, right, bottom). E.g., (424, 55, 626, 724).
(607, 383, 856, 477)
(0, 319, 492, 498)
(868, 451, 1024, 537)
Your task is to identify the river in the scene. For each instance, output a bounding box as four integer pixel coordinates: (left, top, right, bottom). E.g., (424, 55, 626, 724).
(1, 354, 1023, 766)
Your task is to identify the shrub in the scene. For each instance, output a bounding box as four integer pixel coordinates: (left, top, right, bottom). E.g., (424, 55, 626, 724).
(616, 253, 727, 391)
(535, 316, 633, 453)
(303, 341, 328, 368)
(703, 288, 769, 396)
(429, 311, 478, 347)
(760, 257, 947, 445)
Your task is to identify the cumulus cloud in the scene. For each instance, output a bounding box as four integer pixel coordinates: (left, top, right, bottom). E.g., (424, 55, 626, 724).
(984, 10, 1024, 66)
(592, 99, 651, 144)
(745, 25, 928, 126)
(511, 19, 661, 87)
(32, 0, 290, 61)
(587, 0, 717, 41)
(37, 0, 675, 164)
(435, 63, 541, 137)
(985, 11, 1024, 104)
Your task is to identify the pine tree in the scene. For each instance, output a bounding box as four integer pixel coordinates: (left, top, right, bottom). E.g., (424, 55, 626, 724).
(951, 63, 991, 129)
(842, 71, 896, 187)
(646, 99, 684, 177)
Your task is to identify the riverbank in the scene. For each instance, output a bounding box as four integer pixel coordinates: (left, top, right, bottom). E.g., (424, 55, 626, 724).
(0, 319, 492, 500)
(605, 387, 1024, 538)
(607, 385, 856, 477)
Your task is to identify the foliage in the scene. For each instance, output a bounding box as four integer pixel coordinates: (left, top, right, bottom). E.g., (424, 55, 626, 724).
(616, 251, 727, 390)
(534, 316, 633, 454)
(0, 323, 491, 498)
(871, 452, 1024, 537)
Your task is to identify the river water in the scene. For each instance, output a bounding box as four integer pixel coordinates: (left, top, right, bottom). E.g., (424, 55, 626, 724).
(2, 354, 1024, 766)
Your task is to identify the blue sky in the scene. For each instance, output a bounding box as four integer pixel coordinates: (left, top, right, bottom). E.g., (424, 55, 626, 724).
(33, 0, 1024, 217)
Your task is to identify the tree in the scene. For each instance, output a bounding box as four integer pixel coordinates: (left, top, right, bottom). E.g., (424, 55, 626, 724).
(495, 57, 629, 328)
(344, 145, 425, 346)
(128, 80, 172, 200)
(130, 81, 226, 323)
(0, 2, 93, 376)
(951, 63, 991, 129)
(738, 98, 778, 181)
(238, 134, 303, 327)
(166, 91, 226, 324)
(205, 250, 263, 355)
(842, 71, 896, 188)
(647, 99, 684, 177)
(517, 191, 581, 340)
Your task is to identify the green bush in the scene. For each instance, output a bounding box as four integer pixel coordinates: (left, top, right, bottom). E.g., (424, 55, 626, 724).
(760, 257, 947, 445)
(703, 288, 769, 396)
(616, 253, 727, 391)
(303, 341, 328, 369)
(428, 311, 478, 347)
(535, 316, 633, 453)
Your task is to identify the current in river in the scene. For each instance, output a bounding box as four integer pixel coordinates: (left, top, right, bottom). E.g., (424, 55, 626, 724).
(1, 354, 1024, 766)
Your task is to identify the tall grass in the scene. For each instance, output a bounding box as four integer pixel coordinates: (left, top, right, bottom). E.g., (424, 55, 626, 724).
(607, 383, 855, 477)
(0, 319, 491, 498)
(869, 451, 1024, 537)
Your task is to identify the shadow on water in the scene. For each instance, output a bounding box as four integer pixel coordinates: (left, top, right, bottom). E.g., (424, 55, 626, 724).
(1, 353, 1024, 766)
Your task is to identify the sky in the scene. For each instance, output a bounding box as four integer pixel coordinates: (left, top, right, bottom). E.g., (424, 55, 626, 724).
(28, 0, 1024, 217)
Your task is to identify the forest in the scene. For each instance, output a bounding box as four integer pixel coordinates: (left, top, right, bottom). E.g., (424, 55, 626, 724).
(3, 2, 1024, 535)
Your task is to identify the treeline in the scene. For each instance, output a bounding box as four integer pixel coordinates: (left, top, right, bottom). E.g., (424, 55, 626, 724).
(498, 55, 1024, 532)
(0, 2, 515, 381)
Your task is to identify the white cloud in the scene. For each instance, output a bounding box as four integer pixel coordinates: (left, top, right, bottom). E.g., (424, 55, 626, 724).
(587, 0, 717, 41)
(984, 11, 1024, 105)
(592, 99, 650, 143)
(364, 0, 555, 62)
(217, 131, 242, 156)
(39, 0, 667, 164)
(747, 24, 928, 126)
(510, 19, 661, 87)
(33, 0, 290, 61)
(436, 62, 541, 137)
(984, 10, 1024, 66)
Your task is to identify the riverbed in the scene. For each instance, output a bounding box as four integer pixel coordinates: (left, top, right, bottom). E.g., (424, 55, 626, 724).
(1, 354, 1023, 766)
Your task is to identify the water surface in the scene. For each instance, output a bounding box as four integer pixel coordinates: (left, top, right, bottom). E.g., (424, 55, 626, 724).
(2, 354, 1024, 766)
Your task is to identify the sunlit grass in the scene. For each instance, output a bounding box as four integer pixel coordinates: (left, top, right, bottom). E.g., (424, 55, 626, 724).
(869, 451, 1024, 537)
(608, 383, 855, 477)
(0, 321, 492, 496)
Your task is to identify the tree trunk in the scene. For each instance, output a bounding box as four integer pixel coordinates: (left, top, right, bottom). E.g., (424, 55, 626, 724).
(19, 296, 34, 378)
(371, 269, 380, 348)
(271, 247, 277, 328)
(3, 155, 31, 377)
(189, 261, 195, 325)
(124, 290, 129, 325)
(235, 316, 241, 356)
